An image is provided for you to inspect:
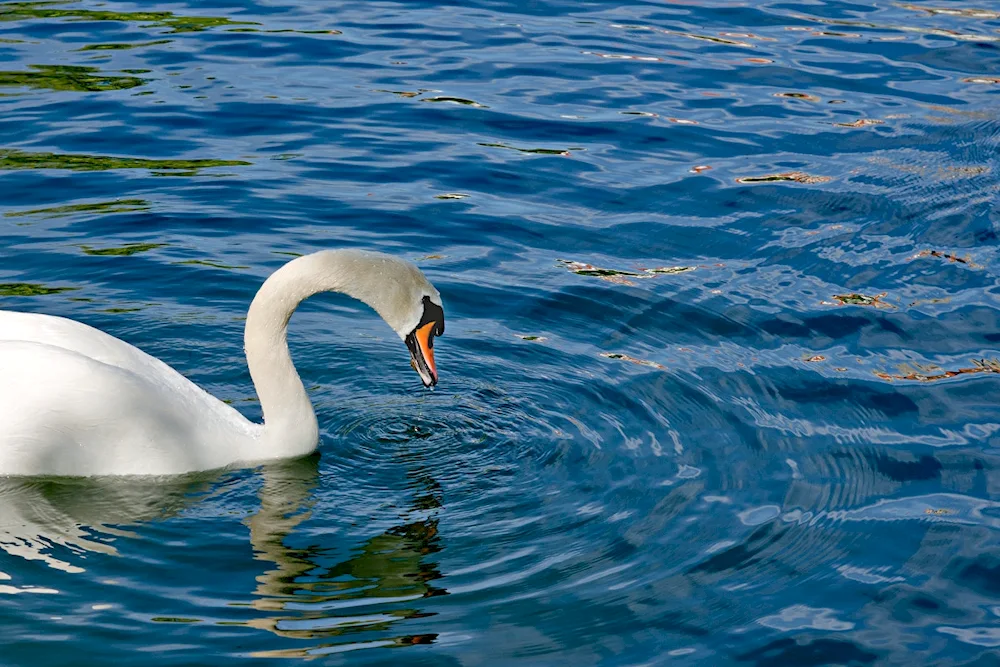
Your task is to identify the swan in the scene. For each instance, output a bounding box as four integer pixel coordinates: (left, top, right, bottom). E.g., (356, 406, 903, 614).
(0, 249, 445, 477)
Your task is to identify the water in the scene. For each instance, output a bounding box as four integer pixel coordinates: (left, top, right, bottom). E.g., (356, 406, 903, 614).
(1, 0, 1000, 663)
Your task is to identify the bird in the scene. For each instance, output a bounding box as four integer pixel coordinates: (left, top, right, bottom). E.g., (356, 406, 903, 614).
(0, 249, 445, 477)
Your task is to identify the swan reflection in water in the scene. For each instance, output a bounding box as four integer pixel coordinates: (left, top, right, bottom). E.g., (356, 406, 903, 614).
(0, 454, 447, 657)
(246, 456, 446, 658)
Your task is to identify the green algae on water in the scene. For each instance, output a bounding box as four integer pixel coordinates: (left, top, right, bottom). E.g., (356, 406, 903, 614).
(0, 2, 258, 33)
(0, 65, 147, 92)
(76, 40, 171, 52)
(0, 283, 78, 297)
(0, 149, 250, 173)
(5, 199, 149, 219)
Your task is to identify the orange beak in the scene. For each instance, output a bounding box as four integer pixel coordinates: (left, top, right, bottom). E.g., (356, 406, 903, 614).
(408, 321, 438, 387)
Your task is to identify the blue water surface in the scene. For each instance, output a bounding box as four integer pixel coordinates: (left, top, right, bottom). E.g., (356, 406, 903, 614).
(2, 0, 1000, 664)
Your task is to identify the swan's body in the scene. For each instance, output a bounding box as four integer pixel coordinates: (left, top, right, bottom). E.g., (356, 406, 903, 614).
(0, 249, 445, 477)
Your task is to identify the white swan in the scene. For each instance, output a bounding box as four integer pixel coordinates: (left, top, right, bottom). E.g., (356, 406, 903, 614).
(0, 249, 445, 477)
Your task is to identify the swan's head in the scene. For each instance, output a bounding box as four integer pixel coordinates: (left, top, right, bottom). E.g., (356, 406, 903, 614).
(403, 295, 445, 388)
(310, 250, 445, 388)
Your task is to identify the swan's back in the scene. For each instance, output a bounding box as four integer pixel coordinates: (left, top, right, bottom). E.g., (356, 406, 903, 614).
(0, 310, 186, 385)
(0, 311, 256, 475)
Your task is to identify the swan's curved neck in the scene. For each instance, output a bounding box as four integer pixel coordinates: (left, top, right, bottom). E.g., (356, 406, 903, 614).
(244, 253, 350, 457)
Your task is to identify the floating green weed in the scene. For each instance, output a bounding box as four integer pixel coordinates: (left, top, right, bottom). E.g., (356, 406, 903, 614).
(0, 65, 146, 92)
(0, 2, 258, 33)
(0, 149, 250, 173)
(76, 40, 171, 52)
(0, 283, 78, 296)
(5, 199, 149, 219)
(80, 243, 165, 256)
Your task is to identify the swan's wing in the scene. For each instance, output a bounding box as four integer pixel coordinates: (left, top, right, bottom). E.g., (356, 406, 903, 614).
(0, 341, 253, 475)
(0, 309, 183, 384)
(0, 309, 248, 425)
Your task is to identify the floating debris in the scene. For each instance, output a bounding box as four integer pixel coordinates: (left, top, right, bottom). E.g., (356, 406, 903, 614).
(962, 77, 1000, 85)
(175, 259, 248, 270)
(583, 52, 665, 62)
(774, 92, 820, 102)
(516, 334, 547, 342)
(601, 353, 666, 370)
(421, 96, 488, 108)
(736, 171, 831, 184)
(479, 143, 576, 156)
(690, 165, 712, 173)
(645, 266, 697, 275)
(912, 249, 981, 268)
(720, 32, 775, 41)
(620, 111, 658, 117)
(373, 88, 433, 98)
(227, 28, 341, 35)
(829, 292, 891, 308)
(835, 118, 884, 128)
(414, 254, 446, 261)
(745, 58, 773, 64)
(434, 193, 469, 200)
(80, 242, 165, 256)
(897, 4, 1000, 19)
(875, 359, 1000, 383)
(674, 31, 753, 47)
(803, 355, 826, 362)
(667, 118, 698, 125)
(559, 260, 694, 286)
(925, 508, 953, 515)
(810, 30, 861, 38)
